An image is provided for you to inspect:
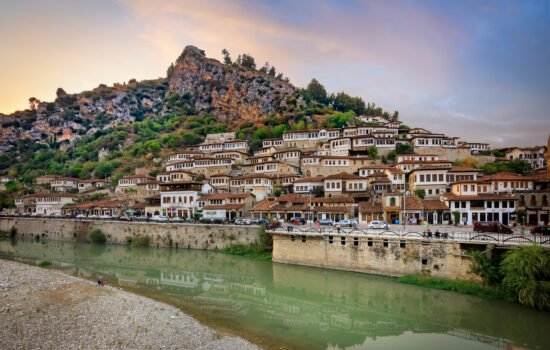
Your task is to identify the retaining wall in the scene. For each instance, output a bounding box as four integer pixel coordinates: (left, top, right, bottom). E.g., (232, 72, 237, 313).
(0, 217, 259, 250)
(272, 233, 479, 280)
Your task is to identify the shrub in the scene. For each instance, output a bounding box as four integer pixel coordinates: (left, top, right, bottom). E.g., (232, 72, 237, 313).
(89, 229, 106, 244)
(37, 260, 52, 268)
(500, 245, 550, 310)
(131, 235, 150, 247)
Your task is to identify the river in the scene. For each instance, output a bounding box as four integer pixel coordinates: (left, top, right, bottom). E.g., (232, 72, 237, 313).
(0, 239, 548, 350)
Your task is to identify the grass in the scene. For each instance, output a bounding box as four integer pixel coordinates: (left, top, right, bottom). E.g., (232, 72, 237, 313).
(131, 235, 151, 248)
(36, 260, 52, 268)
(220, 244, 272, 260)
(398, 274, 505, 300)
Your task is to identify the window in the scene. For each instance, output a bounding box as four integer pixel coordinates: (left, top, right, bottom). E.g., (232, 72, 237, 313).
(354, 237, 359, 246)
(341, 237, 346, 245)
(383, 239, 389, 247)
(367, 238, 373, 247)
(328, 236, 333, 244)
(461, 202, 466, 208)
(400, 241, 406, 248)
(487, 201, 492, 208)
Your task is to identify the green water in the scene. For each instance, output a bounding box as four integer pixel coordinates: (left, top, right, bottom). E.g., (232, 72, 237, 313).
(0, 240, 548, 350)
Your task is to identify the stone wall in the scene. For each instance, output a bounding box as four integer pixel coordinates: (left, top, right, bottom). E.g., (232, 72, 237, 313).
(413, 147, 472, 162)
(0, 217, 259, 250)
(272, 233, 479, 280)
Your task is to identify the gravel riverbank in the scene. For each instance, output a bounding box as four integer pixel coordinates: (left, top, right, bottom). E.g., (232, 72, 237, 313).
(0, 259, 260, 350)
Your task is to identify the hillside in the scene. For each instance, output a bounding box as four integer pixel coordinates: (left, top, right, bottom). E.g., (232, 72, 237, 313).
(0, 45, 395, 187)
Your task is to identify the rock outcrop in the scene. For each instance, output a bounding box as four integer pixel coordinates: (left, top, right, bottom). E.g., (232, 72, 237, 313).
(167, 46, 295, 125)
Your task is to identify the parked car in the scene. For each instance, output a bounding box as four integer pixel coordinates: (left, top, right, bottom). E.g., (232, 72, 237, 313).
(318, 218, 334, 226)
(234, 218, 248, 225)
(152, 215, 169, 222)
(135, 216, 149, 222)
(337, 219, 358, 227)
(249, 218, 261, 225)
(169, 216, 185, 223)
(99, 214, 114, 219)
(290, 217, 305, 225)
(473, 221, 513, 234)
(368, 220, 389, 229)
(199, 217, 224, 224)
(531, 226, 550, 235)
(76, 214, 87, 218)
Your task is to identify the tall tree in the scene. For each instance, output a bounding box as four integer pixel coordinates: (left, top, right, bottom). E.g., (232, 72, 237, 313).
(306, 78, 328, 103)
(221, 49, 232, 65)
(239, 53, 256, 70)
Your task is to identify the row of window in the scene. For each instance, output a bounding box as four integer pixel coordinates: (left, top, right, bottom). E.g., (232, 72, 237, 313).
(453, 200, 515, 209)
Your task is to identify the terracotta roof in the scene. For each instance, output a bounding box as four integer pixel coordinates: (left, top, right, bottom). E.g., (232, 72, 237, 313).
(358, 165, 389, 170)
(276, 193, 307, 202)
(251, 200, 276, 212)
(294, 176, 325, 183)
(422, 200, 449, 211)
(448, 167, 480, 172)
(35, 193, 78, 198)
(198, 193, 254, 201)
(442, 193, 517, 201)
(210, 173, 233, 178)
(68, 199, 122, 209)
(313, 206, 352, 213)
(481, 172, 537, 181)
(410, 166, 451, 172)
(311, 197, 354, 204)
(202, 204, 244, 210)
(325, 172, 364, 180)
(404, 196, 423, 210)
(397, 160, 452, 165)
(122, 175, 155, 180)
(358, 202, 383, 212)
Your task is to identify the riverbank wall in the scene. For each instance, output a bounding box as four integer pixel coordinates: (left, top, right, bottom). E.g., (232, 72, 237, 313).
(0, 217, 258, 250)
(272, 232, 480, 280)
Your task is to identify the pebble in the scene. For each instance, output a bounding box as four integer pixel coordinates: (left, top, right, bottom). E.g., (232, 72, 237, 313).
(0, 259, 260, 350)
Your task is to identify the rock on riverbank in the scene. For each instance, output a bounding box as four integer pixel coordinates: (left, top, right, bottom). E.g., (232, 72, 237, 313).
(0, 259, 259, 350)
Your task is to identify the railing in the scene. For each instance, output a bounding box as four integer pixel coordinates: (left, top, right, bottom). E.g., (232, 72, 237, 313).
(269, 227, 550, 246)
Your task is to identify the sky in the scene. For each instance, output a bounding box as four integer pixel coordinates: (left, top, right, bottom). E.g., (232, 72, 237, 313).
(0, 0, 548, 147)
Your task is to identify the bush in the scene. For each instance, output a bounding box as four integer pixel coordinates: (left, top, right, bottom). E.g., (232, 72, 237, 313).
(500, 245, 550, 310)
(131, 235, 150, 247)
(37, 260, 52, 268)
(89, 229, 106, 244)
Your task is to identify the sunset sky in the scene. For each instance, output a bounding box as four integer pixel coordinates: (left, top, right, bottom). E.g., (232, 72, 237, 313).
(0, 0, 548, 147)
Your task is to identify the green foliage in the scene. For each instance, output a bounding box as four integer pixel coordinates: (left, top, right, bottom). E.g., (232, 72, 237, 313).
(398, 275, 504, 299)
(332, 92, 366, 115)
(324, 111, 356, 128)
(396, 143, 413, 154)
(89, 229, 107, 244)
(367, 146, 378, 159)
(256, 224, 273, 252)
(220, 244, 272, 260)
(306, 78, 328, 103)
(37, 260, 52, 268)
(387, 150, 396, 162)
(470, 248, 503, 285)
(500, 245, 550, 310)
(414, 189, 426, 200)
(131, 235, 150, 247)
(480, 159, 532, 175)
(452, 211, 460, 225)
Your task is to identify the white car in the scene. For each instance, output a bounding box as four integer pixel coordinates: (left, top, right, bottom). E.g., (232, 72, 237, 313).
(76, 214, 87, 218)
(368, 220, 389, 229)
(152, 215, 169, 222)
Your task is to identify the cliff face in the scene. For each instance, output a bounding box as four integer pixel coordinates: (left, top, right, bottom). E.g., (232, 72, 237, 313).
(167, 46, 295, 125)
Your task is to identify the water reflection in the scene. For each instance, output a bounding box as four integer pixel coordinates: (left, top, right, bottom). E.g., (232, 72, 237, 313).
(0, 240, 548, 350)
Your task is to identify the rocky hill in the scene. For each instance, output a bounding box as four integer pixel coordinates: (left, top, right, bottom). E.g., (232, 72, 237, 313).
(167, 46, 295, 124)
(0, 45, 296, 152)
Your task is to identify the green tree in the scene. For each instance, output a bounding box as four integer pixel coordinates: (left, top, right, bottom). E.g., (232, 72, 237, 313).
(500, 245, 550, 309)
(332, 92, 366, 115)
(396, 143, 413, 154)
(221, 49, 232, 65)
(306, 78, 328, 103)
(367, 146, 378, 159)
(507, 159, 532, 175)
(238, 53, 256, 70)
(414, 189, 426, 200)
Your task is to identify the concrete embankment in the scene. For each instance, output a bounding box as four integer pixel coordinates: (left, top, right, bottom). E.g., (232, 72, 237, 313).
(0, 259, 259, 350)
(0, 217, 258, 250)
